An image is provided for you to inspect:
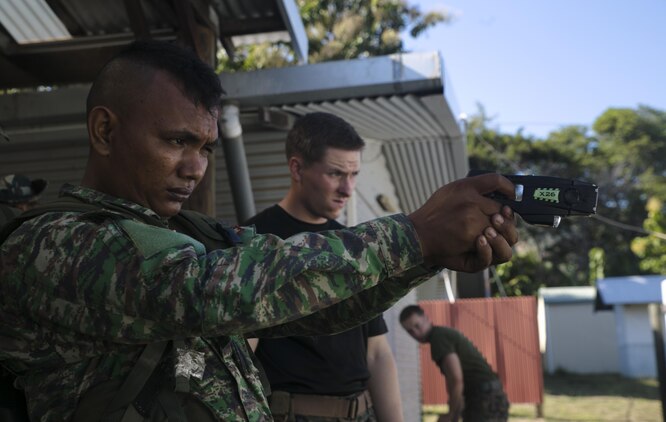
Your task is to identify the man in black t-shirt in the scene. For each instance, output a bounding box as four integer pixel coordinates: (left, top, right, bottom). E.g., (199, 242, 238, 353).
(245, 112, 403, 421)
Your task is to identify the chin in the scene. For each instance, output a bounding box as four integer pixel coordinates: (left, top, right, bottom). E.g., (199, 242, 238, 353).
(327, 211, 343, 221)
(157, 203, 183, 218)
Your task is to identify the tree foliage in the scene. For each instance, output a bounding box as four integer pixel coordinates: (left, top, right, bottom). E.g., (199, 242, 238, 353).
(631, 198, 666, 273)
(218, 0, 450, 72)
(467, 105, 666, 295)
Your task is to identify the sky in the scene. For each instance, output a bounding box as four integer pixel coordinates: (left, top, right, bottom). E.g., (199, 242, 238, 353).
(401, 0, 666, 139)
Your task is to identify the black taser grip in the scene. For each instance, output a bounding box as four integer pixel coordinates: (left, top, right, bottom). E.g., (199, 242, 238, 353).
(467, 170, 599, 228)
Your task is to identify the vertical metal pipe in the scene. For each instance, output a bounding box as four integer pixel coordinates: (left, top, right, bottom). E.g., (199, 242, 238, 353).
(220, 104, 256, 223)
(649, 302, 666, 421)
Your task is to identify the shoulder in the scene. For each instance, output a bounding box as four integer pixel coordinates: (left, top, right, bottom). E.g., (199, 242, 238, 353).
(244, 205, 295, 236)
(429, 326, 456, 346)
(119, 218, 206, 257)
(243, 205, 281, 227)
(365, 314, 388, 337)
(327, 218, 345, 230)
(7, 210, 200, 259)
(1, 211, 129, 277)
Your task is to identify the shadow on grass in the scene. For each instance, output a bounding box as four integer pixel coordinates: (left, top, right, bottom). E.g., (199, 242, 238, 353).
(545, 371, 659, 400)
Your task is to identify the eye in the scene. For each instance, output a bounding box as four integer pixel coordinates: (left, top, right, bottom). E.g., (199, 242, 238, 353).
(169, 138, 186, 146)
(202, 143, 215, 155)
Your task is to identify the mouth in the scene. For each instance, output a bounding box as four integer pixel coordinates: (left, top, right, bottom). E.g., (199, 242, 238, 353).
(333, 198, 347, 207)
(167, 187, 193, 202)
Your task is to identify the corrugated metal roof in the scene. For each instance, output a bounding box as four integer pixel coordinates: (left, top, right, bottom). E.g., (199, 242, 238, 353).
(51, 0, 286, 37)
(0, 0, 307, 88)
(538, 286, 597, 304)
(0, 0, 71, 44)
(596, 275, 666, 305)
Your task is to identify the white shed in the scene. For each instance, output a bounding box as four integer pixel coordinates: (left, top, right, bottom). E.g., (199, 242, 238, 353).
(596, 275, 666, 378)
(538, 286, 619, 374)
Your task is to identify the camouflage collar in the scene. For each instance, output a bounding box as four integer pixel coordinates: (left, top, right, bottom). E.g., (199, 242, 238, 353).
(60, 184, 169, 225)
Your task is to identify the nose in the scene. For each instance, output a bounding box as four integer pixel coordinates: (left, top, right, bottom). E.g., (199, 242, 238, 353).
(180, 150, 208, 182)
(338, 175, 355, 197)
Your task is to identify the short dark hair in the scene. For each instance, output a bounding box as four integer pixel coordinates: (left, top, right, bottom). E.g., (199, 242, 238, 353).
(286, 112, 365, 166)
(399, 304, 425, 322)
(87, 40, 224, 115)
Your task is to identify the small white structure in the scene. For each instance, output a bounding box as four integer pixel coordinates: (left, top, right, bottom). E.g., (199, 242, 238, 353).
(538, 286, 619, 374)
(596, 275, 666, 378)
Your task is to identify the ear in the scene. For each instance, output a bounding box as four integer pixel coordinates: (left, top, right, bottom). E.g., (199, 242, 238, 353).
(287, 156, 304, 182)
(87, 106, 117, 156)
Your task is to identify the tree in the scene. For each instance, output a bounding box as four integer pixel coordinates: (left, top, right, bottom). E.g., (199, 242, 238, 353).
(218, 0, 451, 72)
(631, 197, 666, 274)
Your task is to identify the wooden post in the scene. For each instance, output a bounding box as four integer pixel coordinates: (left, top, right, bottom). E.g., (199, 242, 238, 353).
(649, 302, 666, 422)
(173, 0, 218, 217)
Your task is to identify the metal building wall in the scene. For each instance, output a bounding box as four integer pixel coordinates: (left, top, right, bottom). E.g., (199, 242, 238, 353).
(419, 298, 544, 407)
(0, 86, 89, 200)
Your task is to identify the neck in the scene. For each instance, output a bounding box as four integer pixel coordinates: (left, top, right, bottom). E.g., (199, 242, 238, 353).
(278, 188, 327, 224)
(80, 162, 102, 190)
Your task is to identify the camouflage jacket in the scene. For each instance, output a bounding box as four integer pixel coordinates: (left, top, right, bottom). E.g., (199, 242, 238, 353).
(0, 185, 434, 421)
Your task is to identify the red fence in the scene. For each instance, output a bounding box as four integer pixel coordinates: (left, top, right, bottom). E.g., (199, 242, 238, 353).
(419, 297, 543, 405)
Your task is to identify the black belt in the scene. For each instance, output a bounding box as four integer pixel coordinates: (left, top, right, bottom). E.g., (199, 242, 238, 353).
(270, 390, 373, 419)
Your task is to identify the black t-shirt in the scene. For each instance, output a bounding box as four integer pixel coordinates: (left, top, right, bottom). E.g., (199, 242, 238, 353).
(244, 205, 388, 395)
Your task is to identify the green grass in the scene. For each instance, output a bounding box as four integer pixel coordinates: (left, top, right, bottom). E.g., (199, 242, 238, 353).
(423, 372, 662, 421)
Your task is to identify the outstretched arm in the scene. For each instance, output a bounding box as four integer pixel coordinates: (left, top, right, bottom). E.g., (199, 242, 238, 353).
(440, 353, 464, 422)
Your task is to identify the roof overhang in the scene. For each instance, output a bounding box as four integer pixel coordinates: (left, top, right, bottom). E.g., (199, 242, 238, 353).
(595, 275, 666, 310)
(539, 286, 596, 304)
(220, 51, 467, 213)
(0, 0, 308, 89)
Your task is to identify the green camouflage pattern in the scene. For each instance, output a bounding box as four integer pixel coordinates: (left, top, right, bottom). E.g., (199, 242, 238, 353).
(463, 382, 510, 421)
(0, 185, 433, 421)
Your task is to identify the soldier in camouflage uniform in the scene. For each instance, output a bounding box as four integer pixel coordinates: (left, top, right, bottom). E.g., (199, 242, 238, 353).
(0, 40, 518, 421)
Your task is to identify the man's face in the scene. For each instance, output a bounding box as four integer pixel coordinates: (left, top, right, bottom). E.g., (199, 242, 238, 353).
(401, 313, 432, 343)
(297, 147, 361, 223)
(105, 71, 218, 217)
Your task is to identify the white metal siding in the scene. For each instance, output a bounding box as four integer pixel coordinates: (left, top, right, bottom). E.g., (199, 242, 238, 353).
(543, 302, 619, 374)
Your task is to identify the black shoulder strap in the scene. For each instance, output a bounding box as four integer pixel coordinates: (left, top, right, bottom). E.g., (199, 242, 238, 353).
(0, 204, 20, 222)
(169, 210, 240, 251)
(105, 342, 169, 415)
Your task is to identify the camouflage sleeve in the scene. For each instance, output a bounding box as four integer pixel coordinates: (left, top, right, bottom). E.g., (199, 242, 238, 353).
(3, 212, 424, 343)
(247, 264, 436, 338)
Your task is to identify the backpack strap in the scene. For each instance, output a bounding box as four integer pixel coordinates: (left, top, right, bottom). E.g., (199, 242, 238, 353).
(169, 210, 240, 251)
(0, 204, 20, 223)
(105, 341, 169, 417)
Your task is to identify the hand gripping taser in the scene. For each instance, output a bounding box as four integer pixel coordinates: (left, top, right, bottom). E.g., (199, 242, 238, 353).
(467, 170, 599, 228)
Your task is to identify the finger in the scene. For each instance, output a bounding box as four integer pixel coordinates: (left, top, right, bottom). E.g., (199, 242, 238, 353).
(492, 211, 518, 246)
(469, 234, 492, 271)
(484, 226, 514, 264)
(468, 173, 516, 199)
(477, 195, 505, 216)
(501, 205, 515, 220)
